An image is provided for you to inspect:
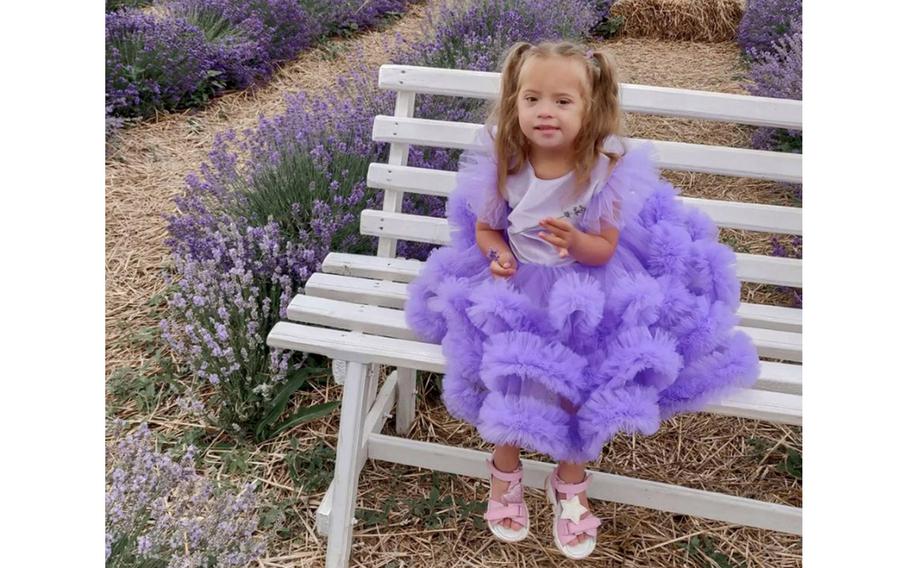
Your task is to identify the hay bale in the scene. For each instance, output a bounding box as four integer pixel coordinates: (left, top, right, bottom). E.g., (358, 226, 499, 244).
(611, 0, 745, 42)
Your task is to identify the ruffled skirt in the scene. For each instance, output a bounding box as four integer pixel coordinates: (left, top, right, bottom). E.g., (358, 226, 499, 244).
(404, 171, 760, 464)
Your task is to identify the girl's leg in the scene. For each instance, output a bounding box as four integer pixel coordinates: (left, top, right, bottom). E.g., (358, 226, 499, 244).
(491, 443, 521, 529)
(555, 460, 594, 545)
(555, 398, 593, 545)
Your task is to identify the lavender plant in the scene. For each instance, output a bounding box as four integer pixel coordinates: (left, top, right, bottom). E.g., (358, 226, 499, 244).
(301, 0, 415, 38)
(107, 0, 153, 11)
(229, 0, 316, 63)
(737, 0, 801, 58)
(167, 0, 270, 90)
(106, 104, 127, 140)
(745, 24, 802, 153)
(106, 1, 419, 119)
(106, 9, 214, 118)
(159, 217, 318, 434)
(105, 420, 266, 567)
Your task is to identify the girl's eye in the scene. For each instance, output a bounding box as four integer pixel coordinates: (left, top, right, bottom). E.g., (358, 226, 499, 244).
(522, 96, 570, 105)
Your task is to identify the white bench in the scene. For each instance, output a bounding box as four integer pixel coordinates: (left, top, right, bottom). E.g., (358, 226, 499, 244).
(266, 63, 803, 567)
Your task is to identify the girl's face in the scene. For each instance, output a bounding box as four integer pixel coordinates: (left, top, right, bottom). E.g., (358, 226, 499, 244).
(516, 55, 589, 156)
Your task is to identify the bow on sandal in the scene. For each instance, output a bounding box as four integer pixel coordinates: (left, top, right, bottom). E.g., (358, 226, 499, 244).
(483, 457, 530, 542)
(545, 469, 602, 559)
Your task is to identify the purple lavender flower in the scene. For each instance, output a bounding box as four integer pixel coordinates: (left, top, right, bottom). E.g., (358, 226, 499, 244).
(168, 0, 271, 89)
(106, 9, 214, 117)
(737, 0, 801, 57)
(743, 22, 802, 153)
(106, 420, 266, 567)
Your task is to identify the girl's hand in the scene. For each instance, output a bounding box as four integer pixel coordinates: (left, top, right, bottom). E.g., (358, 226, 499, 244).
(488, 248, 517, 279)
(538, 217, 580, 258)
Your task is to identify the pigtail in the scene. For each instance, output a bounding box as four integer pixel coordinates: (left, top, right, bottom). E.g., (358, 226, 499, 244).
(588, 49, 626, 166)
(490, 42, 533, 199)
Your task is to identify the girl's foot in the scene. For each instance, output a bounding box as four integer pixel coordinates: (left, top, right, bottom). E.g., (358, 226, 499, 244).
(545, 467, 601, 559)
(554, 470, 594, 546)
(484, 457, 529, 542)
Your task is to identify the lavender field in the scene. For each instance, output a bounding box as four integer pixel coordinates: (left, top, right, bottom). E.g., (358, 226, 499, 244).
(105, 1, 802, 566)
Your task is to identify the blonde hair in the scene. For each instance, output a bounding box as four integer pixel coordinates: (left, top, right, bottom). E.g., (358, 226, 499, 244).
(483, 40, 627, 203)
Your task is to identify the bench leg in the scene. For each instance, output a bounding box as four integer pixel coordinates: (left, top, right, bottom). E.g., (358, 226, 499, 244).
(395, 367, 417, 435)
(326, 360, 371, 568)
(367, 363, 380, 409)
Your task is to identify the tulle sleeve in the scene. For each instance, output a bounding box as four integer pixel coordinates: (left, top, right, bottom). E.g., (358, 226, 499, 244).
(579, 141, 660, 234)
(452, 125, 509, 230)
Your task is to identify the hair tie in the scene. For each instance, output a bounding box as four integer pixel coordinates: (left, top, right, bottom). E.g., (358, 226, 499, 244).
(584, 49, 594, 60)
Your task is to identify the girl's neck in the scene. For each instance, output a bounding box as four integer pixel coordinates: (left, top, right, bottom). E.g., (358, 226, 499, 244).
(528, 147, 575, 180)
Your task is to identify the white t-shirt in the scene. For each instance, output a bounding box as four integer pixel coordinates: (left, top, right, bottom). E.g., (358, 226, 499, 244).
(505, 153, 612, 267)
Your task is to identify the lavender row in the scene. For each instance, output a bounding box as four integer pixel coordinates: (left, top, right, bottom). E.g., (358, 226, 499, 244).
(737, 0, 802, 154)
(106, 0, 419, 121)
(736, 1, 802, 307)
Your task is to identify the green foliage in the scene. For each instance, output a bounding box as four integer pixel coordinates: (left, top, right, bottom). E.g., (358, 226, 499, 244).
(593, 15, 624, 38)
(356, 496, 398, 529)
(107, 291, 185, 414)
(220, 445, 251, 475)
(677, 535, 747, 568)
(284, 438, 336, 492)
(228, 144, 373, 253)
(779, 447, 802, 480)
(255, 363, 338, 441)
(259, 498, 295, 539)
(747, 436, 802, 481)
(398, 471, 486, 530)
(106, 0, 152, 11)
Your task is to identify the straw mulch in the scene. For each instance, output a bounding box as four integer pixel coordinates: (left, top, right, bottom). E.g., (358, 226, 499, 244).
(611, 0, 745, 42)
(106, 8, 802, 568)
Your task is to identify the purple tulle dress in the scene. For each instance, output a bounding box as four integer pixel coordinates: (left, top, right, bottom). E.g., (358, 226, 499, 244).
(404, 126, 760, 464)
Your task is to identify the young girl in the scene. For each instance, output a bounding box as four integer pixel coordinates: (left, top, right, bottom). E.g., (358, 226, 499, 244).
(404, 40, 760, 560)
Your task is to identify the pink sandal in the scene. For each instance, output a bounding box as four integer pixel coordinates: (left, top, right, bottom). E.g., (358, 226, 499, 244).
(483, 457, 530, 542)
(545, 468, 601, 559)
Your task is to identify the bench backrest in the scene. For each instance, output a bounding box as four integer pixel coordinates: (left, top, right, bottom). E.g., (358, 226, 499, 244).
(366, 64, 802, 290)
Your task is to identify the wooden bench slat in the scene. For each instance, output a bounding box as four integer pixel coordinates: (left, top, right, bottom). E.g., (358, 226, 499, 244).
(369, 434, 801, 534)
(735, 302, 801, 333)
(291, 290, 800, 362)
(366, 163, 802, 235)
(320, 251, 802, 333)
(305, 271, 407, 309)
(357, 210, 802, 287)
(372, 116, 802, 183)
(289, 293, 802, 391)
(702, 388, 802, 426)
(377, 64, 802, 130)
(267, 320, 801, 425)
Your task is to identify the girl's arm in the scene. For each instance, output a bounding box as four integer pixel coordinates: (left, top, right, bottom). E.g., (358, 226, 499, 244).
(477, 221, 517, 277)
(476, 221, 512, 258)
(538, 217, 620, 267)
(568, 225, 620, 266)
